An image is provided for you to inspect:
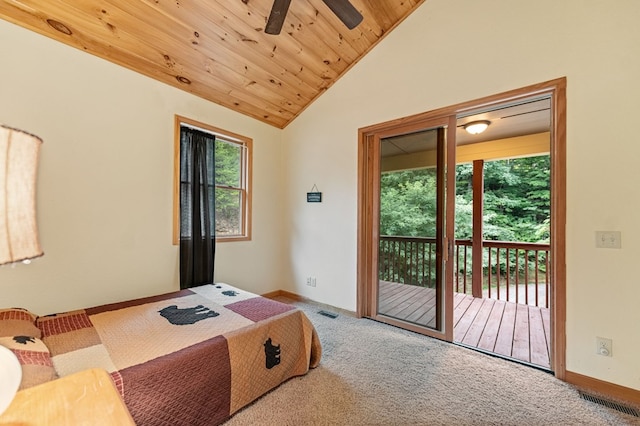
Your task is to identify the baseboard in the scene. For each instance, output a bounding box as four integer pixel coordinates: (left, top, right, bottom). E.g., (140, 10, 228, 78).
(260, 290, 287, 299)
(565, 370, 640, 407)
(262, 290, 357, 317)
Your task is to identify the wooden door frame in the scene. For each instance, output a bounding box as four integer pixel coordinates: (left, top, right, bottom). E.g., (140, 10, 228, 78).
(357, 77, 567, 379)
(357, 116, 455, 341)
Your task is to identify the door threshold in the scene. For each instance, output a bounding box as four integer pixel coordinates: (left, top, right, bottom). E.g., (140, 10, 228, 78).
(454, 341, 553, 374)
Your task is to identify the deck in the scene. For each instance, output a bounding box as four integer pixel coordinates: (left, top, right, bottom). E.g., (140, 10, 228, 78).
(378, 280, 551, 370)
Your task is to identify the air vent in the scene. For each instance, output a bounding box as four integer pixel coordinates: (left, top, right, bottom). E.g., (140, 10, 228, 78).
(578, 391, 640, 417)
(318, 310, 338, 319)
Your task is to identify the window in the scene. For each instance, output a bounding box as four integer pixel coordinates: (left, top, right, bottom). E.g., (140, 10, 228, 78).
(173, 115, 252, 243)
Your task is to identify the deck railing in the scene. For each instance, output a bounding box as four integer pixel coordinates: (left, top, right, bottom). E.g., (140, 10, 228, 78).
(379, 236, 550, 308)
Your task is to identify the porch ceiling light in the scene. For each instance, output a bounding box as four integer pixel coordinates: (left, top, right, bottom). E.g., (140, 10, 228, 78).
(464, 120, 491, 135)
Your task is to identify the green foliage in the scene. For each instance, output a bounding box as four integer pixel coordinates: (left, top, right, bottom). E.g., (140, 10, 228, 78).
(215, 140, 240, 186)
(484, 156, 550, 243)
(380, 169, 437, 237)
(380, 155, 550, 243)
(214, 140, 242, 235)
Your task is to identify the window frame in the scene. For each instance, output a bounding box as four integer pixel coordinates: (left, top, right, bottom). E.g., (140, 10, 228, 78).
(173, 115, 252, 244)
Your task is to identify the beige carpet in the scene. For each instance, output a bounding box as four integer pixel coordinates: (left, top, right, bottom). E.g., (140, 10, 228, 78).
(223, 298, 640, 425)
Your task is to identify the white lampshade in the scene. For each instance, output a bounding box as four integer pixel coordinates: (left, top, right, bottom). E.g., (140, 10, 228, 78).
(464, 120, 490, 135)
(0, 125, 43, 266)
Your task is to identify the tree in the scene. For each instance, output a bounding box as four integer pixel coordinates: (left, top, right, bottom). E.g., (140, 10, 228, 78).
(381, 155, 550, 244)
(214, 140, 241, 234)
(380, 169, 437, 237)
(479, 156, 550, 243)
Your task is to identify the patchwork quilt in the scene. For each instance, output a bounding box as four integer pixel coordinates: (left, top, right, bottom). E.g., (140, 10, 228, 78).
(36, 283, 322, 426)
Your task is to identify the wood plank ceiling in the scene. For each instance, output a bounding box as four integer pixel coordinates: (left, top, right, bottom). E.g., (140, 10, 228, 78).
(0, 0, 424, 128)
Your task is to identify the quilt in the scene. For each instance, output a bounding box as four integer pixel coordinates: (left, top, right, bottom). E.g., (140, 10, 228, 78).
(36, 283, 322, 425)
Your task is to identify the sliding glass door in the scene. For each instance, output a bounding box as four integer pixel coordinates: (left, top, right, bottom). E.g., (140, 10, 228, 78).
(377, 127, 446, 330)
(359, 79, 566, 374)
(359, 116, 455, 341)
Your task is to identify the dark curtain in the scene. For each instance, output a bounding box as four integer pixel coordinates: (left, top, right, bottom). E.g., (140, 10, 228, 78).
(179, 127, 216, 289)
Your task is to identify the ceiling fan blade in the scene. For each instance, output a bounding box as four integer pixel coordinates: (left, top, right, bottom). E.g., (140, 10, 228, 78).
(322, 0, 363, 30)
(265, 0, 292, 35)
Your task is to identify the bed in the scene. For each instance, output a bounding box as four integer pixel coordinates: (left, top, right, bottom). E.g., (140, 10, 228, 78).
(0, 283, 322, 425)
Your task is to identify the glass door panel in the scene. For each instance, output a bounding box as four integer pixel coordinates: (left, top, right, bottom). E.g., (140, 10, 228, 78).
(377, 127, 446, 331)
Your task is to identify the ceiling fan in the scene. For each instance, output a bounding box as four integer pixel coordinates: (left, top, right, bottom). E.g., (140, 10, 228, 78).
(265, 0, 363, 35)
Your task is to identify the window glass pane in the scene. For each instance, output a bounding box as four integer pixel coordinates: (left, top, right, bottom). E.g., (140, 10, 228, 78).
(216, 187, 242, 236)
(206, 137, 215, 185)
(175, 118, 251, 243)
(215, 139, 241, 187)
(180, 183, 192, 238)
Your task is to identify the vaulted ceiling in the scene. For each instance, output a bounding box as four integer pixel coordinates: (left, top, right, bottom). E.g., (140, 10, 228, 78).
(0, 0, 424, 128)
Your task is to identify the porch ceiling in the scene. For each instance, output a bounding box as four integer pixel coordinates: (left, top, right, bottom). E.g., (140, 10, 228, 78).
(382, 97, 551, 158)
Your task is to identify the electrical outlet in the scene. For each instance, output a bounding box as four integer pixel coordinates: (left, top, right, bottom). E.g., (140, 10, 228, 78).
(596, 337, 612, 357)
(306, 277, 317, 287)
(595, 231, 621, 249)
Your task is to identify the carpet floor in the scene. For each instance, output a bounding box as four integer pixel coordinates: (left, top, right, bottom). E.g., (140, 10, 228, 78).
(223, 298, 640, 425)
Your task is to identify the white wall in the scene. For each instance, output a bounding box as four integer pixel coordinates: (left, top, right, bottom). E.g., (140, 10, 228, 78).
(282, 0, 640, 390)
(0, 19, 284, 314)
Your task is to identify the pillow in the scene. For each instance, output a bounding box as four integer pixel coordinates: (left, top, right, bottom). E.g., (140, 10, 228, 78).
(0, 308, 41, 339)
(0, 336, 58, 390)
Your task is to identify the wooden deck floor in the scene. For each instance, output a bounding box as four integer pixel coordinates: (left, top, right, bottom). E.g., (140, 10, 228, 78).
(378, 281, 551, 370)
